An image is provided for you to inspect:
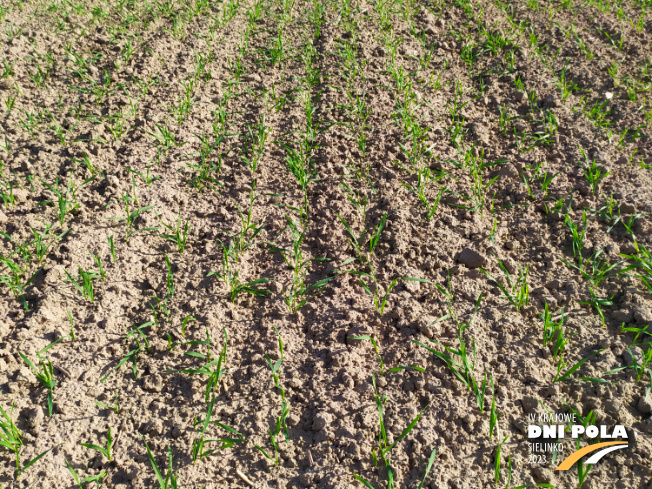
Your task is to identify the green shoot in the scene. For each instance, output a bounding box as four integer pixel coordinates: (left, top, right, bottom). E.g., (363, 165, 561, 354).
(81, 427, 113, 462)
(19, 352, 56, 416)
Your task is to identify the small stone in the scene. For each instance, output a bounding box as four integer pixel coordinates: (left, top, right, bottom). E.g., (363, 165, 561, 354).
(341, 372, 354, 389)
(457, 248, 486, 268)
(312, 412, 332, 431)
(612, 309, 632, 323)
(514, 90, 526, 102)
(505, 241, 519, 250)
(502, 257, 517, 275)
(637, 395, 652, 414)
(624, 347, 643, 367)
(142, 374, 163, 393)
(546, 279, 562, 290)
(124, 463, 139, 480)
(621, 243, 637, 255)
(533, 466, 555, 483)
(417, 316, 437, 339)
(144, 418, 164, 436)
(498, 163, 519, 180)
(286, 413, 300, 427)
(26, 406, 44, 432)
(604, 399, 622, 419)
(468, 122, 490, 145)
(621, 202, 636, 214)
(12, 189, 29, 203)
(0, 210, 7, 224)
(521, 396, 538, 414)
(171, 424, 183, 438)
(512, 417, 528, 434)
(633, 307, 652, 323)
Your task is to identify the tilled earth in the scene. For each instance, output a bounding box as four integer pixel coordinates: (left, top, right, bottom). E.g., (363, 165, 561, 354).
(1, 0, 652, 488)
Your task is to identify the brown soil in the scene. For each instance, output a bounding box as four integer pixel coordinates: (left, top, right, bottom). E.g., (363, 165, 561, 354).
(1, 0, 651, 488)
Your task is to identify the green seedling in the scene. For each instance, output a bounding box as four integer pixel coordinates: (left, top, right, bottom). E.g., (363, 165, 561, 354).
(5, 91, 18, 115)
(353, 373, 430, 489)
(101, 321, 153, 382)
(582, 98, 612, 132)
(65, 459, 107, 489)
(255, 328, 289, 466)
(281, 141, 320, 219)
(72, 153, 98, 175)
(556, 63, 578, 101)
(271, 215, 333, 313)
(347, 335, 425, 377)
(141, 435, 179, 489)
(166, 327, 228, 403)
(489, 377, 498, 440)
(95, 391, 120, 414)
(562, 403, 597, 487)
(0, 256, 40, 310)
(453, 149, 504, 216)
(578, 148, 610, 194)
(480, 261, 529, 312)
(186, 132, 224, 192)
(149, 294, 171, 327)
(47, 111, 77, 146)
(554, 349, 605, 383)
(522, 160, 560, 200)
(16, 444, 52, 480)
(540, 303, 569, 358)
(165, 253, 175, 298)
(19, 352, 56, 416)
(81, 427, 113, 462)
(227, 180, 265, 261)
(67, 308, 76, 341)
(30, 223, 68, 264)
(241, 114, 269, 174)
(109, 193, 156, 243)
(64, 267, 99, 302)
(158, 212, 190, 254)
(108, 235, 116, 262)
(181, 315, 197, 336)
(577, 286, 613, 327)
(337, 211, 387, 264)
(207, 243, 271, 303)
(619, 323, 652, 348)
(0, 178, 16, 207)
(127, 166, 160, 186)
(90, 251, 105, 281)
(39, 173, 82, 226)
(401, 168, 446, 221)
(605, 346, 652, 385)
(192, 396, 246, 463)
(0, 404, 22, 476)
(495, 435, 509, 484)
(146, 122, 183, 162)
(564, 209, 588, 261)
(561, 247, 621, 286)
(414, 295, 489, 412)
(620, 244, 652, 294)
(355, 272, 429, 316)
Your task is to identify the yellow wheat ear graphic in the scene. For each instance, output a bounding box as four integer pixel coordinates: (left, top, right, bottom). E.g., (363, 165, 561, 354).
(556, 441, 629, 470)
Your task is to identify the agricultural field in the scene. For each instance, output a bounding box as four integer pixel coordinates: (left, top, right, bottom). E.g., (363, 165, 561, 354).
(1, 0, 652, 487)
